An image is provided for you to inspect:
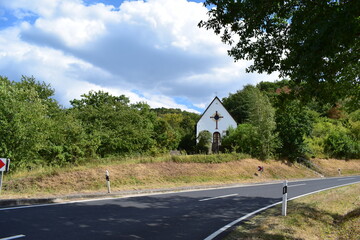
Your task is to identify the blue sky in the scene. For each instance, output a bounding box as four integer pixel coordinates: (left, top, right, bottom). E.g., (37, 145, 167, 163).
(0, 0, 278, 113)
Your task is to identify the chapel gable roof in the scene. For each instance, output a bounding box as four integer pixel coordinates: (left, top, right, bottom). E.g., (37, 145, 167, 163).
(197, 96, 237, 124)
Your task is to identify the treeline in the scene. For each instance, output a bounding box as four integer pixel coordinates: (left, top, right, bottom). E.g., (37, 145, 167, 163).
(0, 76, 199, 170)
(1, 76, 359, 170)
(219, 80, 360, 161)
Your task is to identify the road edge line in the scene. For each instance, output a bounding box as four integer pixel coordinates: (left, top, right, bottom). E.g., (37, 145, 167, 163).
(1, 177, 359, 212)
(203, 201, 282, 240)
(288, 180, 360, 201)
(203, 180, 360, 240)
(0, 234, 26, 240)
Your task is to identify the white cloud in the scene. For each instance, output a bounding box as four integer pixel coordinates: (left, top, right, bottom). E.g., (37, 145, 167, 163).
(0, 0, 278, 112)
(1, 0, 62, 19)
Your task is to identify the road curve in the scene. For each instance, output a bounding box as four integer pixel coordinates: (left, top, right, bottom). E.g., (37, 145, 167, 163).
(0, 175, 359, 240)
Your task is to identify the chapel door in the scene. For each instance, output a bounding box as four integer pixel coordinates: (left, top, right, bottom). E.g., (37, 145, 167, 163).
(212, 132, 221, 153)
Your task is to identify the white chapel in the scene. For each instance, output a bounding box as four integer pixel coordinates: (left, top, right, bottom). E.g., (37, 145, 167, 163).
(196, 96, 237, 153)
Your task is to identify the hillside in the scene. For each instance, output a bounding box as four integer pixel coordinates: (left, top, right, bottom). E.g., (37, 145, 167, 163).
(1, 155, 359, 199)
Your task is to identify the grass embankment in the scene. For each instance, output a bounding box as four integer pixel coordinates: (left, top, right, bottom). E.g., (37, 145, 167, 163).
(225, 183, 360, 240)
(1, 153, 359, 199)
(312, 158, 360, 176)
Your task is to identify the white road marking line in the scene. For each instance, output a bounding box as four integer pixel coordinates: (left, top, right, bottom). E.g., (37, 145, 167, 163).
(0, 235, 26, 240)
(0, 184, 284, 211)
(203, 201, 282, 240)
(289, 181, 360, 201)
(337, 178, 355, 181)
(1, 176, 358, 211)
(203, 180, 360, 240)
(288, 183, 306, 187)
(199, 194, 238, 202)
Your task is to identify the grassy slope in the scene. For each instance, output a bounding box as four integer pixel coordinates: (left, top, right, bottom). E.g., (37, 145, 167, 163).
(1, 154, 359, 199)
(225, 183, 360, 240)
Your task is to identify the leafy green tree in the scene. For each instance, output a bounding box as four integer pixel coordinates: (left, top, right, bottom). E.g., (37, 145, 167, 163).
(275, 98, 315, 160)
(256, 80, 335, 117)
(11, 77, 87, 165)
(0, 76, 56, 169)
(222, 87, 278, 159)
(324, 129, 359, 159)
(307, 112, 359, 159)
(349, 109, 360, 122)
(152, 108, 200, 152)
(15, 76, 59, 113)
(256, 80, 289, 93)
(200, 0, 359, 105)
(178, 113, 199, 153)
(222, 124, 258, 155)
(39, 109, 91, 164)
(256, 80, 291, 105)
(222, 85, 257, 124)
(304, 118, 333, 158)
(247, 89, 278, 160)
(153, 118, 180, 151)
(349, 110, 360, 141)
(70, 91, 155, 157)
(197, 130, 212, 154)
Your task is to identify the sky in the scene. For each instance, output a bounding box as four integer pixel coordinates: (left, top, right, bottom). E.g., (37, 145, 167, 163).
(0, 0, 278, 113)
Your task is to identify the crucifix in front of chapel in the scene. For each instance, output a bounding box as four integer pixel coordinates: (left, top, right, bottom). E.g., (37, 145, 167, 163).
(210, 111, 223, 129)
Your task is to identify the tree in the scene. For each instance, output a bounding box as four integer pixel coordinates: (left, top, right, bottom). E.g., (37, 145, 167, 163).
(222, 87, 278, 159)
(222, 85, 257, 124)
(200, 0, 359, 105)
(247, 89, 278, 160)
(222, 124, 258, 155)
(275, 98, 315, 160)
(256, 79, 290, 105)
(152, 108, 200, 153)
(178, 114, 198, 153)
(70, 91, 155, 157)
(15, 76, 58, 111)
(153, 118, 181, 151)
(197, 130, 212, 154)
(324, 129, 359, 159)
(0, 76, 57, 168)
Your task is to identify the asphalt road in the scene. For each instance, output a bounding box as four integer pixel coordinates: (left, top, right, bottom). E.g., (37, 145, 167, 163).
(0, 175, 359, 240)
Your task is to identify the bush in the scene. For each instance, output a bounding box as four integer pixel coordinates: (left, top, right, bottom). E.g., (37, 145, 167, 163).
(222, 124, 259, 157)
(275, 100, 315, 161)
(196, 130, 212, 154)
(305, 119, 336, 158)
(324, 131, 359, 159)
(223, 86, 278, 160)
(306, 117, 360, 159)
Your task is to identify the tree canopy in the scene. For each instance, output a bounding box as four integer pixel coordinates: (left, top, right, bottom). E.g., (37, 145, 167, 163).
(222, 86, 278, 159)
(0, 75, 359, 170)
(0, 76, 201, 170)
(199, 0, 359, 105)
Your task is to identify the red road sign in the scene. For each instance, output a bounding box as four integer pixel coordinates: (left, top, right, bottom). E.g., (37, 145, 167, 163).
(258, 166, 264, 172)
(0, 159, 5, 169)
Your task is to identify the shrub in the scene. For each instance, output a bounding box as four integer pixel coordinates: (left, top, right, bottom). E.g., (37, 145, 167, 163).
(222, 124, 259, 157)
(196, 130, 212, 154)
(324, 131, 359, 159)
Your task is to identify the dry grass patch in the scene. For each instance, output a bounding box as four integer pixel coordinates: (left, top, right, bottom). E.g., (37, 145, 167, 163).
(2, 158, 317, 198)
(313, 159, 360, 176)
(1, 156, 359, 199)
(225, 183, 360, 240)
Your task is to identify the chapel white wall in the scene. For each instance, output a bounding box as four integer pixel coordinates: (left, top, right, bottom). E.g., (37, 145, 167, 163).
(196, 98, 237, 142)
